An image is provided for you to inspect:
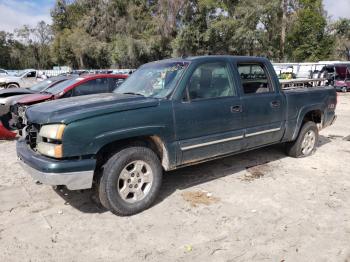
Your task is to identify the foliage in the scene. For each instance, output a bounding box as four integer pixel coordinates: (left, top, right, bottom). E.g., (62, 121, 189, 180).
(0, 0, 348, 70)
(330, 18, 350, 60)
(286, 0, 334, 62)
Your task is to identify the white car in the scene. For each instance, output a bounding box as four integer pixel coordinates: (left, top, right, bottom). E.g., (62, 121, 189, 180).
(0, 69, 39, 88)
(0, 69, 8, 76)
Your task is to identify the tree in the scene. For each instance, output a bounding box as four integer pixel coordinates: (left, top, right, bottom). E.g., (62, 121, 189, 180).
(286, 0, 334, 61)
(331, 18, 350, 60)
(2, 0, 348, 70)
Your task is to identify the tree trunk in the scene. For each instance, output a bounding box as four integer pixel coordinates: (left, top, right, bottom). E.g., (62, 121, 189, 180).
(280, 0, 288, 62)
(79, 54, 84, 69)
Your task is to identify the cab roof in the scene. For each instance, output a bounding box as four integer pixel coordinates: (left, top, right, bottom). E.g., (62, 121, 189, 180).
(144, 55, 270, 66)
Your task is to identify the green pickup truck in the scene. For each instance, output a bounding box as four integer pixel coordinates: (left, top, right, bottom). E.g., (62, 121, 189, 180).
(17, 56, 337, 215)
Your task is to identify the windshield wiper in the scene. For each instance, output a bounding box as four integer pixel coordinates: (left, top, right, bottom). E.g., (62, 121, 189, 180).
(122, 92, 145, 97)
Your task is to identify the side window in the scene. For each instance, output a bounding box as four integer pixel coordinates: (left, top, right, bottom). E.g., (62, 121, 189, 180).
(73, 78, 110, 96)
(187, 62, 235, 100)
(26, 71, 36, 78)
(61, 90, 73, 98)
(110, 78, 126, 91)
(237, 63, 273, 94)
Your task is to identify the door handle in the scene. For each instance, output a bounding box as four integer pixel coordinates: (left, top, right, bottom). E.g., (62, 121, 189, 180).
(270, 101, 281, 108)
(231, 105, 242, 113)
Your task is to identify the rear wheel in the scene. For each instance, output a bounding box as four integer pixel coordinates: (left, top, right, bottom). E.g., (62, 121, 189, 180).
(286, 121, 319, 158)
(341, 86, 347, 93)
(98, 147, 162, 216)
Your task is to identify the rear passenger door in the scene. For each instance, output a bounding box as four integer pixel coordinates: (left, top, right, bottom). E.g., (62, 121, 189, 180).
(174, 61, 244, 165)
(236, 62, 285, 148)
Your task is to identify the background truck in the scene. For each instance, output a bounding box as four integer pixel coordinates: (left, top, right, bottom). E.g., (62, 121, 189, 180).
(0, 69, 39, 88)
(17, 56, 337, 216)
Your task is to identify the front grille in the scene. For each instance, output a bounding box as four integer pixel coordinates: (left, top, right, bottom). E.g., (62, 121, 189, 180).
(10, 104, 18, 115)
(25, 124, 40, 150)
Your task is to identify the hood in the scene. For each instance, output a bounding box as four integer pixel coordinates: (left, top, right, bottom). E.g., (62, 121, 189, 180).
(26, 93, 159, 124)
(0, 76, 20, 83)
(17, 93, 53, 105)
(0, 94, 31, 106)
(0, 88, 34, 98)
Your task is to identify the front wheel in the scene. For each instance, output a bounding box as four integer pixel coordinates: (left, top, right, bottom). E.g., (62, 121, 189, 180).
(341, 86, 347, 93)
(6, 83, 19, 89)
(98, 147, 163, 216)
(286, 121, 319, 158)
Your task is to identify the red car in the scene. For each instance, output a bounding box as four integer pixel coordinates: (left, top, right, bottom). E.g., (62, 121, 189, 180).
(10, 74, 128, 130)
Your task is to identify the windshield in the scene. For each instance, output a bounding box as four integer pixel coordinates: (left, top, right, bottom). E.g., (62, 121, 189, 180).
(29, 79, 54, 92)
(46, 77, 80, 94)
(13, 70, 25, 77)
(115, 61, 189, 98)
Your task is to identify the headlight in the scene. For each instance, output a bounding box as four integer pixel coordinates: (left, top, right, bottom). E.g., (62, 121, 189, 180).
(37, 124, 66, 158)
(37, 143, 63, 158)
(39, 124, 66, 140)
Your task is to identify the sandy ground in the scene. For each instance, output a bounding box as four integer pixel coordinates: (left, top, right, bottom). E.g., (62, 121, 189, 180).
(0, 94, 350, 262)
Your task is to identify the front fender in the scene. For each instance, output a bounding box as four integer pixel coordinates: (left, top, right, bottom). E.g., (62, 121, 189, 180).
(90, 125, 167, 152)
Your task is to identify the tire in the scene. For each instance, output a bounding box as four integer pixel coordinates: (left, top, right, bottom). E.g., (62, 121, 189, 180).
(286, 121, 319, 158)
(6, 83, 19, 89)
(341, 86, 347, 93)
(98, 147, 163, 216)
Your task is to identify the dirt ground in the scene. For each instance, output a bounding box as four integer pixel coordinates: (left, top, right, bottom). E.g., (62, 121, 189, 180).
(1, 94, 350, 262)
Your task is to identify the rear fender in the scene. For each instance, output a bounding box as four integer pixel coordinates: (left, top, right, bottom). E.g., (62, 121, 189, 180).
(291, 104, 325, 141)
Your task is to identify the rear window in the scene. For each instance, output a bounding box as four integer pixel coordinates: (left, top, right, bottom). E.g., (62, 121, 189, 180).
(237, 63, 273, 94)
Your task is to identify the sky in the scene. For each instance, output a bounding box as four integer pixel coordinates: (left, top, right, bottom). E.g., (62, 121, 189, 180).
(0, 0, 349, 32)
(0, 0, 54, 32)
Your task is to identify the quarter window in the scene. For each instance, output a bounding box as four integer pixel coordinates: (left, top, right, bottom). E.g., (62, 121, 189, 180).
(237, 64, 273, 94)
(187, 62, 235, 100)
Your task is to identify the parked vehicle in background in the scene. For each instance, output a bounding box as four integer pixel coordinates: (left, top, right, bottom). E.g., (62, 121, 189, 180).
(0, 69, 8, 76)
(333, 65, 350, 92)
(17, 56, 337, 216)
(10, 74, 128, 130)
(318, 64, 350, 91)
(0, 69, 39, 88)
(0, 76, 72, 130)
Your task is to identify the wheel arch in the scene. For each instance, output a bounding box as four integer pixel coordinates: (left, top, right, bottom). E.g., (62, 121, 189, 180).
(292, 106, 324, 141)
(94, 135, 171, 180)
(6, 82, 20, 88)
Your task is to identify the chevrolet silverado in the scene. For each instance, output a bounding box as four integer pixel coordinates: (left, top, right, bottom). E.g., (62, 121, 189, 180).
(17, 56, 337, 216)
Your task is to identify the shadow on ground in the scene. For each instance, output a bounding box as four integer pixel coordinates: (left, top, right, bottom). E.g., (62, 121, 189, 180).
(54, 136, 331, 214)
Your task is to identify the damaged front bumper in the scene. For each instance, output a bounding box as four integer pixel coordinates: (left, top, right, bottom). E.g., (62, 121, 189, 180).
(16, 139, 96, 190)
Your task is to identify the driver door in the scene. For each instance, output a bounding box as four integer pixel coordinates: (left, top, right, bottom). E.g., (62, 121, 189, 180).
(173, 61, 244, 165)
